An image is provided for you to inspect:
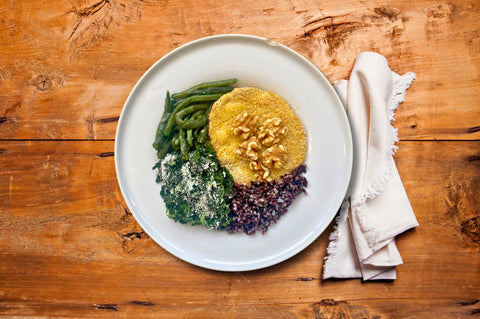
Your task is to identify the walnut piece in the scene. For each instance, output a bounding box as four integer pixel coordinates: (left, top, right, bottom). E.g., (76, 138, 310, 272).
(262, 144, 287, 169)
(249, 161, 272, 182)
(235, 136, 261, 161)
(257, 118, 288, 146)
(232, 111, 258, 140)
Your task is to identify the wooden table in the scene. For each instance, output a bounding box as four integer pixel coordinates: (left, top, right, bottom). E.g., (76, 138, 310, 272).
(1, 1, 479, 317)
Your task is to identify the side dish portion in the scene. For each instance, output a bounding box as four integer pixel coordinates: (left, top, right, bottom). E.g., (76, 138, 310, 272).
(152, 78, 237, 161)
(227, 164, 307, 235)
(154, 145, 233, 230)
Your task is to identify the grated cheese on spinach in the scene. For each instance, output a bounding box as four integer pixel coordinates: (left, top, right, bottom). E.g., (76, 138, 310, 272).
(154, 145, 233, 230)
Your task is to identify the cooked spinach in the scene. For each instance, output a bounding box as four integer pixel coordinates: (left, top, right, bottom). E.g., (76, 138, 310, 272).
(154, 145, 233, 230)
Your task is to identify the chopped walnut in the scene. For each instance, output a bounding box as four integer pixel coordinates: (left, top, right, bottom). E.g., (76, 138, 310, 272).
(257, 118, 288, 146)
(232, 113, 290, 182)
(249, 161, 272, 182)
(232, 111, 259, 140)
(262, 144, 287, 169)
(235, 136, 261, 161)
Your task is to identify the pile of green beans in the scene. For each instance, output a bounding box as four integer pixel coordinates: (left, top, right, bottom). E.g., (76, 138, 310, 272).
(152, 78, 237, 160)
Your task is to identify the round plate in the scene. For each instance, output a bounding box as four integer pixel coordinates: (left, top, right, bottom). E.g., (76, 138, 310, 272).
(115, 34, 352, 271)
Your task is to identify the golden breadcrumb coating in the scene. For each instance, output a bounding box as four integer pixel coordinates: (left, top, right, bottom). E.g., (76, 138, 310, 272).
(209, 87, 307, 185)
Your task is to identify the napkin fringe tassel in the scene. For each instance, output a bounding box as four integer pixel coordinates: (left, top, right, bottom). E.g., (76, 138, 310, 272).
(323, 199, 350, 278)
(352, 72, 417, 251)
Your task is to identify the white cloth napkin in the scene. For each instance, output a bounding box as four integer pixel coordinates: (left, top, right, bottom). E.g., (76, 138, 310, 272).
(323, 52, 419, 280)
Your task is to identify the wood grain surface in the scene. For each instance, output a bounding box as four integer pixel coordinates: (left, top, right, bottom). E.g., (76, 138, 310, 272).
(0, 0, 479, 318)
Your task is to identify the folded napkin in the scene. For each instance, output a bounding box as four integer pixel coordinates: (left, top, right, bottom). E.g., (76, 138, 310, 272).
(323, 52, 419, 280)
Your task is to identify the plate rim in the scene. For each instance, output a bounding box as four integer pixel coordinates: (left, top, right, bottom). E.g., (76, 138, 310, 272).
(114, 34, 353, 271)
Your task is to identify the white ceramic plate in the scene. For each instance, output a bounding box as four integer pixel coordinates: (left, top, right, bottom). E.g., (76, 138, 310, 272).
(115, 34, 352, 271)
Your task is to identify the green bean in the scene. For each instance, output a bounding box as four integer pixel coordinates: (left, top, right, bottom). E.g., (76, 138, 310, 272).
(191, 109, 205, 120)
(165, 91, 173, 112)
(163, 94, 223, 136)
(178, 115, 208, 130)
(197, 126, 208, 144)
(153, 134, 169, 154)
(203, 104, 213, 117)
(153, 91, 173, 150)
(186, 129, 193, 147)
(179, 128, 188, 159)
(171, 79, 237, 99)
(171, 131, 180, 150)
(175, 103, 210, 126)
(176, 103, 210, 119)
(175, 86, 234, 98)
(156, 141, 170, 160)
(153, 121, 170, 150)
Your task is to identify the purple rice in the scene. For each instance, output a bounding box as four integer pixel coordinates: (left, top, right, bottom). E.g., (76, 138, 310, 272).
(226, 164, 308, 235)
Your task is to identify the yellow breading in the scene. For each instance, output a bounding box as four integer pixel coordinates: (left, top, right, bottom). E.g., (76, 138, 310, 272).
(209, 87, 307, 185)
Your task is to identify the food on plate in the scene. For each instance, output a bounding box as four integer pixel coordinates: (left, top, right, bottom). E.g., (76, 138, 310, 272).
(152, 79, 237, 230)
(154, 145, 233, 230)
(153, 80, 308, 234)
(152, 79, 237, 161)
(227, 164, 307, 235)
(208, 87, 307, 185)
